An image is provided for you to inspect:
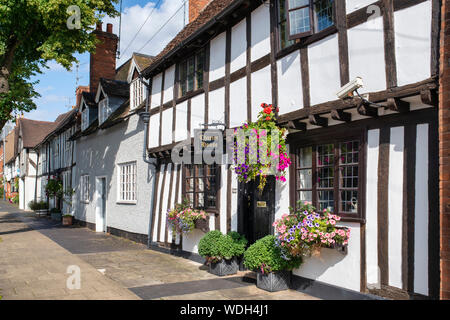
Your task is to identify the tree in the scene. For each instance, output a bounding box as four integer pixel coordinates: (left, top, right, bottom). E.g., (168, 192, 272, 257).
(0, 0, 119, 130)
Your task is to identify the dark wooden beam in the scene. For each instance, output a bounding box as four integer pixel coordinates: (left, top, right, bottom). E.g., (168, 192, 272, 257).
(331, 109, 351, 122)
(357, 101, 378, 117)
(420, 89, 438, 106)
(387, 98, 410, 113)
(287, 119, 307, 131)
(308, 114, 328, 127)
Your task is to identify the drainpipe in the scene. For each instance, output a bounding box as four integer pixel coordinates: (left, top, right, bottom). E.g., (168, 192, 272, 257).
(139, 75, 158, 248)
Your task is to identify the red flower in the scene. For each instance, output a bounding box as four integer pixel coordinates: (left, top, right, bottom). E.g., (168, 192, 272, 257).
(276, 107, 279, 113)
(261, 103, 267, 108)
(264, 107, 272, 115)
(266, 116, 271, 121)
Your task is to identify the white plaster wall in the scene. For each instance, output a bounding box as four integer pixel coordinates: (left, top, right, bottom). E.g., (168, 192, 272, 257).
(251, 3, 271, 62)
(24, 176, 36, 211)
(251, 65, 272, 122)
(230, 76, 248, 127)
(309, 34, 341, 106)
(151, 73, 163, 108)
(230, 18, 247, 74)
(190, 93, 205, 138)
(74, 114, 155, 236)
(208, 88, 225, 124)
(388, 126, 404, 289)
(182, 229, 205, 254)
(175, 101, 188, 142)
(348, 17, 386, 94)
(149, 112, 160, 148)
(414, 123, 429, 295)
(159, 163, 172, 243)
(161, 108, 173, 146)
(220, 165, 228, 234)
(209, 32, 227, 82)
(346, 0, 375, 14)
(277, 50, 303, 115)
(366, 129, 380, 287)
(19, 178, 25, 210)
(294, 222, 361, 292)
(230, 170, 239, 232)
(395, 1, 432, 86)
(163, 65, 175, 104)
(152, 163, 164, 242)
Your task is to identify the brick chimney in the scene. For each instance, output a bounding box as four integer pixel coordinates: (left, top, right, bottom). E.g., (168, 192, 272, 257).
(75, 85, 90, 108)
(89, 22, 118, 95)
(189, 0, 211, 23)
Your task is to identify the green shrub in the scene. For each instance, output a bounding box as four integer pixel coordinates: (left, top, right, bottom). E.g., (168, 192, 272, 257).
(243, 235, 302, 274)
(38, 201, 49, 210)
(28, 200, 39, 211)
(50, 208, 61, 214)
(198, 230, 247, 263)
(12, 194, 19, 204)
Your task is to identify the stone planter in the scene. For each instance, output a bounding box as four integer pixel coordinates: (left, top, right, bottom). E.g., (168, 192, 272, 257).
(209, 257, 239, 277)
(62, 216, 73, 226)
(35, 209, 48, 217)
(51, 212, 62, 221)
(256, 270, 291, 292)
(194, 218, 209, 233)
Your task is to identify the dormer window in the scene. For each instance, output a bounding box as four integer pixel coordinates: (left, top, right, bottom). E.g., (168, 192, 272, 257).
(130, 78, 146, 110)
(81, 108, 89, 131)
(98, 97, 110, 124)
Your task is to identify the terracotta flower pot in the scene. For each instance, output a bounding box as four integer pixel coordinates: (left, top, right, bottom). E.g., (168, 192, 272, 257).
(62, 216, 73, 226)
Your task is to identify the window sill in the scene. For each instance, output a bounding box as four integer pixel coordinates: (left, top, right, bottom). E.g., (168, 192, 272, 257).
(176, 88, 205, 105)
(116, 201, 137, 205)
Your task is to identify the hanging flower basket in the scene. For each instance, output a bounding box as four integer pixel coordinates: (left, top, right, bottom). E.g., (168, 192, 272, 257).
(273, 201, 351, 259)
(233, 103, 290, 192)
(167, 198, 207, 235)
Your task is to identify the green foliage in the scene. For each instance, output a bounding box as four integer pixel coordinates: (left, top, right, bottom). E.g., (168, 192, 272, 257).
(0, 186, 3, 198)
(243, 235, 302, 274)
(198, 231, 247, 263)
(11, 194, 18, 204)
(0, 0, 119, 126)
(28, 200, 48, 211)
(45, 179, 63, 198)
(50, 208, 61, 214)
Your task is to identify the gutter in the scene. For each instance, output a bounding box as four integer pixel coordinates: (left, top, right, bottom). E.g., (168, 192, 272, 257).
(138, 75, 158, 248)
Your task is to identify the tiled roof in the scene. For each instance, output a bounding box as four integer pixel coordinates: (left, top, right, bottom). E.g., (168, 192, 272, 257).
(99, 78, 129, 98)
(19, 118, 58, 149)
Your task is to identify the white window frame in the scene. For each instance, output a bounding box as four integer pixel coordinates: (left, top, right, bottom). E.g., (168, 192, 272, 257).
(98, 97, 110, 124)
(130, 78, 145, 110)
(81, 108, 89, 131)
(117, 161, 137, 204)
(80, 174, 90, 203)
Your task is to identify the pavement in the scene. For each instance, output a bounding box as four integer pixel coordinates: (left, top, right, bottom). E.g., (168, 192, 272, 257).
(0, 201, 317, 300)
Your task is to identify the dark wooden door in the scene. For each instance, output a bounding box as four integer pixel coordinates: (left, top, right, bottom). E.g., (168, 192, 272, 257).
(238, 176, 276, 245)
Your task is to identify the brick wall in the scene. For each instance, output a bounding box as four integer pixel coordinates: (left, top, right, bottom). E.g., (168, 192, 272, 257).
(440, 0, 450, 301)
(189, 0, 211, 23)
(89, 23, 118, 95)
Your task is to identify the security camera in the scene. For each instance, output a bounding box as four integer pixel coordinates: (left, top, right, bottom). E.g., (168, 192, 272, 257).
(336, 77, 364, 100)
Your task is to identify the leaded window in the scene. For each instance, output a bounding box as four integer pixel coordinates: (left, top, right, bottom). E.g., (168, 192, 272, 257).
(184, 164, 218, 211)
(178, 49, 205, 97)
(293, 138, 362, 220)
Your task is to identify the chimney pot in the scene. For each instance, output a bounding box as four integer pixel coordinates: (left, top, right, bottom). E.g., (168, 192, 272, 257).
(107, 23, 113, 33)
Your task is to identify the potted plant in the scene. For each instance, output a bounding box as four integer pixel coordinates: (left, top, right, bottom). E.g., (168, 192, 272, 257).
(233, 103, 290, 192)
(243, 235, 302, 292)
(50, 208, 62, 221)
(37, 201, 49, 216)
(167, 198, 208, 235)
(62, 214, 73, 226)
(198, 230, 247, 277)
(272, 201, 350, 258)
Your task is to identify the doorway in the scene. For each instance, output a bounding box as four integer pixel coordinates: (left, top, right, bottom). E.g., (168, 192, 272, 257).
(237, 176, 276, 245)
(95, 177, 107, 233)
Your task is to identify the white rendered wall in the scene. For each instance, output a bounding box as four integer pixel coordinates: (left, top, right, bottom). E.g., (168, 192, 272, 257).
(208, 88, 225, 124)
(348, 17, 386, 94)
(250, 3, 271, 62)
(230, 18, 247, 73)
(190, 93, 205, 138)
(163, 65, 175, 104)
(151, 73, 163, 108)
(175, 101, 188, 142)
(394, 1, 432, 86)
(277, 50, 303, 115)
(148, 113, 160, 148)
(346, 0, 375, 14)
(388, 126, 404, 289)
(366, 129, 380, 287)
(159, 163, 172, 243)
(309, 34, 341, 106)
(414, 124, 429, 295)
(229, 76, 248, 127)
(161, 108, 173, 146)
(251, 65, 272, 122)
(209, 32, 226, 82)
(152, 163, 164, 242)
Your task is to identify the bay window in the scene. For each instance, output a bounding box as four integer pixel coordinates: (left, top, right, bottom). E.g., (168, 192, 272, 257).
(292, 136, 362, 220)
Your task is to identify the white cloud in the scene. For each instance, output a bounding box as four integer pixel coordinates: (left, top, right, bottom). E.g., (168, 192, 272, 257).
(103, 0, 188, 66)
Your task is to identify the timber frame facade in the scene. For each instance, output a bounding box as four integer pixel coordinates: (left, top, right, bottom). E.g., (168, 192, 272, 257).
(141, 0, 441, 299)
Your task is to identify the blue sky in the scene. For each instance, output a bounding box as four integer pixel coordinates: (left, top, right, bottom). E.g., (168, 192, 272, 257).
(25, 0, 187, 121)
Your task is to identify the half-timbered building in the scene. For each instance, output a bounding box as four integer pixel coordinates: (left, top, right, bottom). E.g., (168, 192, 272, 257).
(141, 0, 440, 299)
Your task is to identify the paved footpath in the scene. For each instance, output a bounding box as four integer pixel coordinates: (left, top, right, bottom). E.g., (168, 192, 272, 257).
(0, 201, 317, 300)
